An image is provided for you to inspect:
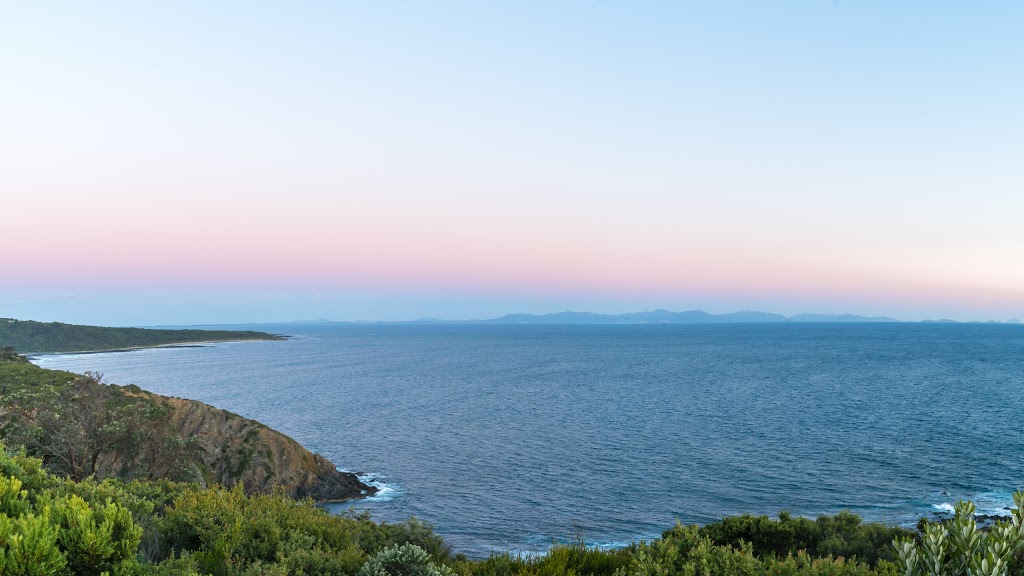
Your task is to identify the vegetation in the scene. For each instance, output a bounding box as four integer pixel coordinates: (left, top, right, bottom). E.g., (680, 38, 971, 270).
(2, 439, 965, 576)
(0, 319, 282, 354)
(1, 351, 371, 501)
(894, 496, 1024, 576)
(0, 442, 449, 575)
(359, 544, 453, 576)
(1, 355, 200, 484)
(697, 510, 910, 565)
(0, 348, 78, 391)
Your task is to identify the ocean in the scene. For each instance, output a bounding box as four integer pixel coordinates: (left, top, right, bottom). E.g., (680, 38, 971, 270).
(32, 323, 1024, 557)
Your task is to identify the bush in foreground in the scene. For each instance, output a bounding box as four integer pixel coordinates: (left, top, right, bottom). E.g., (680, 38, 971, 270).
(2, 440, 1020, 575)
(0, 473, 141, 575)
(359, 543, 452, 576)
(894, 494, 1024, 576)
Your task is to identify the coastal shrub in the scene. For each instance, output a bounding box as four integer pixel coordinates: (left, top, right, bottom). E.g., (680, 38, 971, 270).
(628, 536, 901, 576)
(627, 527, 760, 576)
(766, 551, 900, 576)
(45, 493, 143, 575)
(155, 485, 453, 575)
(0, 449, 145, 575)
(699, 512, 814, 560)
(379, 516, 453, 562)
(458, 552, 521, 576)
(8, 430, 1024, 576)
(893, 494, 1024, 576)
(0, 511, 67, 576)
(1, 372, 202, 484)
(525, 542, 632, 576)
(697, 510, 912, 565)
(0, 347, 25, 363)
(0, 357, 78, 392)
(815, 512, 910, 565)
(359, 543, 452, 576)
(140, 553, 204, 575)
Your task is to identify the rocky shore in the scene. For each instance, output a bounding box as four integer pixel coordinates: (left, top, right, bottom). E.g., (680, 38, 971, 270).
(141, 391, 377, 501)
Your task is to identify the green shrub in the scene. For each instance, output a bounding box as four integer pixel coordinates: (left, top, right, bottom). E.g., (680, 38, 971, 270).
(45, 494, 143, 575)
(894, 494, 1024, 576)
(0, 444, 145, 576)
(698, 509, 912, 565)
(139, 553, 204, 576)
(0, 511, 66, 576)
(359, 543, 452, 576)
(7, 434, 1024, 576)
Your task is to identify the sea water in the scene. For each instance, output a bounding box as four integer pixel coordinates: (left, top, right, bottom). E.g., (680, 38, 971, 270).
(32, 323, 1024, 557)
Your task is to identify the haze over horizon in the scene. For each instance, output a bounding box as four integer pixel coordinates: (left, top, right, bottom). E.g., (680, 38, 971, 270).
(3, 2, 1023, 325)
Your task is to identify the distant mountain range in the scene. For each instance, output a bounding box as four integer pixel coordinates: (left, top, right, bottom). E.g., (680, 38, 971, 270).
(474, 309, 901, 324)
(280, 312, 1024, 326)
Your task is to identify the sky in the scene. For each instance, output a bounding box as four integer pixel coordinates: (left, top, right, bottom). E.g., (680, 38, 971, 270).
(2, 1, 1023, 325)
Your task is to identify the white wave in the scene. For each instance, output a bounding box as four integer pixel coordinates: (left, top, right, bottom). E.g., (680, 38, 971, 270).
(485, 537, 641, 558)
(483, 546, 547, 559)
(587, 539, 642, 551)
(971, 491, 1015, 517)
(355, 473, 402, 503)
(931, 491, 1015, 518)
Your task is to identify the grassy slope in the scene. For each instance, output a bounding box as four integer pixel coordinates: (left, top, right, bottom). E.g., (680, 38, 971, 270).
(0, 318, 283, 353)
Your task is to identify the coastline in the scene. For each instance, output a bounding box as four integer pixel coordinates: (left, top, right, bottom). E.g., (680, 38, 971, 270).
(24, 336, 288, 359)
(7, 335, 377, 503)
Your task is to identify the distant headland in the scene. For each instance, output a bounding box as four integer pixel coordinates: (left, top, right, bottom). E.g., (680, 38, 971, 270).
(0, 319, 372, 502)
(0, 317, 284, 354)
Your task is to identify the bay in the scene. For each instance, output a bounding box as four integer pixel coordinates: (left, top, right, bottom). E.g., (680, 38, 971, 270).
(32, 323, 1024, 557)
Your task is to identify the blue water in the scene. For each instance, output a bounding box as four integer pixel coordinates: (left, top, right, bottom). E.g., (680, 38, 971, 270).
(32, 323, 1024, 557)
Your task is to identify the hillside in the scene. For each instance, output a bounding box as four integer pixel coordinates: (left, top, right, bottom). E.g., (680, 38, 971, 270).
(0, 349, 373, 501)
(0, 318, 283, 353)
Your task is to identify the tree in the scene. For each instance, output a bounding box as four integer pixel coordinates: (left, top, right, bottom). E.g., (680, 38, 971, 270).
(1, 373, 199, 482)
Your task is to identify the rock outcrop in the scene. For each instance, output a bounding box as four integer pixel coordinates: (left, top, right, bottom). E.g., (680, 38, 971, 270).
(1, 355, 375, 501)
(132, 390, 377, 501)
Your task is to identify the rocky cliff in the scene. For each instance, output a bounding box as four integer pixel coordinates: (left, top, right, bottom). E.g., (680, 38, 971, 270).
(1, 356, 375, 501)
(138, 391, 376, 501)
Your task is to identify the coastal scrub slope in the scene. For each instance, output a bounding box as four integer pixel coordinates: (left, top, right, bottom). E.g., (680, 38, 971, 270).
(0, 348, 373, 501)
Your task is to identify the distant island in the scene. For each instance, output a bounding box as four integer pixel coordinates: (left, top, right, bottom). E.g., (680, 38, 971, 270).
(0, 317, 284, 354)
(395, 309, 1024, 325)
(388, 309, 905, 324)
(479, 309, 901, 324)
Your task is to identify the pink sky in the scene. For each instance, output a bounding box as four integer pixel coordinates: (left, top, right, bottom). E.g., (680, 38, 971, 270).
(2, 2, 1023, 323)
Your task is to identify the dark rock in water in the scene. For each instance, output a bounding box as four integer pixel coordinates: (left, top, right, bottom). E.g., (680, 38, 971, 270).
(294, 454, 379, 501)
(927, 513, 1013, 531)
(975, 514, 1012, 526)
